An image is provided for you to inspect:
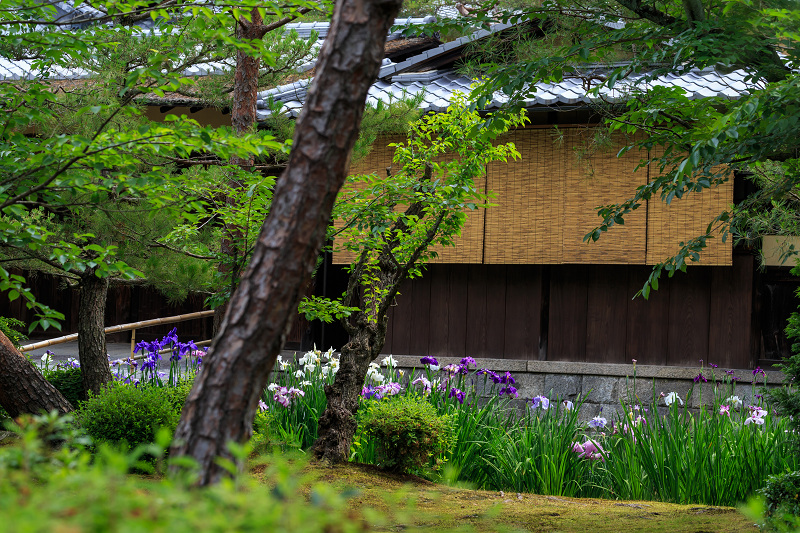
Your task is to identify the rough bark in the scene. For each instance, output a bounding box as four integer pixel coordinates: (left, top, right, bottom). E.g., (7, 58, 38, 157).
(170, 0, 404, 486)
(0, 330, 73, 417)
(313, 319, 387, 463)
(218, 9, 263, 307)
(77, 271, 112, 397)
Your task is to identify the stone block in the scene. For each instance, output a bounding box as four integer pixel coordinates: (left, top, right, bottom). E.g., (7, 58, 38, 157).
(544, 374, 581, 401)
(581, 375, 624, 404)
(514, 372, 546, 400)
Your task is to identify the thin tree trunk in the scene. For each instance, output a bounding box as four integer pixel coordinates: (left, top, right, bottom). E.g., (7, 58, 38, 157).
(313, 320, 387, 463)
(170, 0, 404, 486)
(78, 271, 112, 397)
(0, 330, 73, 417)
(214, 9, 263, 331)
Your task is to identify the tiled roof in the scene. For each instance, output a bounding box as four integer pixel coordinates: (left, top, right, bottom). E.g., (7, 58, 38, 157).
(284, 17, 437, 40)
(255, 66, 755, 119)
(0, 15, 437, 82)
(377, 20, 515, 78)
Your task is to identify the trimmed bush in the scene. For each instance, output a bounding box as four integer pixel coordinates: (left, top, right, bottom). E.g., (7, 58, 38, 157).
(762, 471, 800, 527)
(362, 395, 454, 474)
(75, 383, 179, 449)
(44, 367, 85, 408)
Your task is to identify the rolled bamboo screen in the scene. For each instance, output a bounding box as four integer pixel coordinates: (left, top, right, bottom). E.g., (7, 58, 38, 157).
(333, 128, 733, 266)
(332, 135, 485, 264)
(560, 128, 649, 264)
(485, 128, 565, 264)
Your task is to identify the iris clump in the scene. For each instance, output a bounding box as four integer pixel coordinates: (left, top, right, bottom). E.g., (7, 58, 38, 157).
(261, 353, 797, 507)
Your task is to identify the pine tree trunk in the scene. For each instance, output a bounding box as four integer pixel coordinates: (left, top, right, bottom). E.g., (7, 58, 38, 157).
(0, 330, 73, 417)
(313, 320, 387, 463)
(78, 271, 112, 397)
(214, 9, 262, 319)
(170, 0, 403, 486)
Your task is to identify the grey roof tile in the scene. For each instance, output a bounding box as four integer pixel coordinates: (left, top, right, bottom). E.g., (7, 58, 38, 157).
(255, 65, 763, 119)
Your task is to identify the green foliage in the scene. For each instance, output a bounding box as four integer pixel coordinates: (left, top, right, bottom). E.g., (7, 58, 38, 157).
(43, 367, 85, 409)
(0, 317, 27, 347)
(0, 415, 440, 533)
(312, 93, 526, 328)
(767, 261, 800, 445)
(362, 395, 455, 474)
(431, 0, 800, 297)
(0, 411, 91, 477)
(0, 1, 319, 328)
(75, 383, 179, 449)
(163, 377, 195, 415)
(761, 470, 800, 526)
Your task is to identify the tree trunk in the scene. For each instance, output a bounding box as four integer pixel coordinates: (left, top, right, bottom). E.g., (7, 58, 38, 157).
(313, 319, 387, 463)
(170, 0, 404, 486)
(213, 9, 264, 327)
(78, 271, 112, 397)
(0, 330, 73, 417)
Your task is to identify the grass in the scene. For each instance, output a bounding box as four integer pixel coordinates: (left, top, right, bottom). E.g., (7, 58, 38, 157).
(252, 457, 759, 533)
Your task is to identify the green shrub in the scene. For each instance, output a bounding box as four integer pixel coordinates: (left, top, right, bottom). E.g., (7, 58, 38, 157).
(163, 377, 195, 415)
(0, 419, 435, 533)
(362, 395, 455, 474)
(251, 409, 278, 453)
(0, 317, 27, 348)
(762, 471, 800, 528)
(76, 383, 179, 449)
(44, 367, 85, 408)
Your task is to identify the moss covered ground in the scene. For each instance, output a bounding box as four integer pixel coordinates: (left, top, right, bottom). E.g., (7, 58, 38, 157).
(254, 460, 758, 533)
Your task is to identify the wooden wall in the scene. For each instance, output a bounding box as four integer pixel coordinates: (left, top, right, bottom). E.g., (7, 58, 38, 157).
(375, 254, 756, 368)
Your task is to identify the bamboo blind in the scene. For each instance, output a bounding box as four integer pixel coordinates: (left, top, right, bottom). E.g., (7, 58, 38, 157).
(334, 128, 733, 266)
(484, 128, 565, 264)
(484, 128, 648, 264)
(645, 155, 732, 266)
(331, 136, 485, 265)
(557, 128, 648, 264)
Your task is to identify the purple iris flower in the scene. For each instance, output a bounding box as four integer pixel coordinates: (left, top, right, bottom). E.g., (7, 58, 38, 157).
(420, 356, 439, 366)
(530, 396, 549, 409)
(500, 372, 515, 385)
(500, 386, 518, 398)
(449, 387, 466, 404)
(460, 356, 477, 369)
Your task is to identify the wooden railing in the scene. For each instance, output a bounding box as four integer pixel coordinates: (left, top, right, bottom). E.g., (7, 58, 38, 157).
(19, 310, 215, 358)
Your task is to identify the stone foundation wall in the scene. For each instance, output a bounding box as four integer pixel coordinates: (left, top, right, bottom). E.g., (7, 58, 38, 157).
(388, 355, 784, 420)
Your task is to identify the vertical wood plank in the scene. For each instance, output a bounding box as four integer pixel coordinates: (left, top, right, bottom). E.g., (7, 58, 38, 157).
(447, 265, 469, 358)
(548, 265, 588, 362)
(667, 267, 712, 367)
(408, 273, 432, 356)
(585, 264, 630, 364)
(709, 254, 754, 369)
(484, 265, 507, 358)
(381, 303, 395, 355)
(388, 278, 414, 355)
(504, 265, 542, 360)
(428, 265, 451, 357)
(626, 266, 670, 366)
(465, 265, 489, 357)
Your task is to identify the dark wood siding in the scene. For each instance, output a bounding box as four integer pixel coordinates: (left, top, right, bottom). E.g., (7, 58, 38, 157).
(376, 254, 762, 369)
